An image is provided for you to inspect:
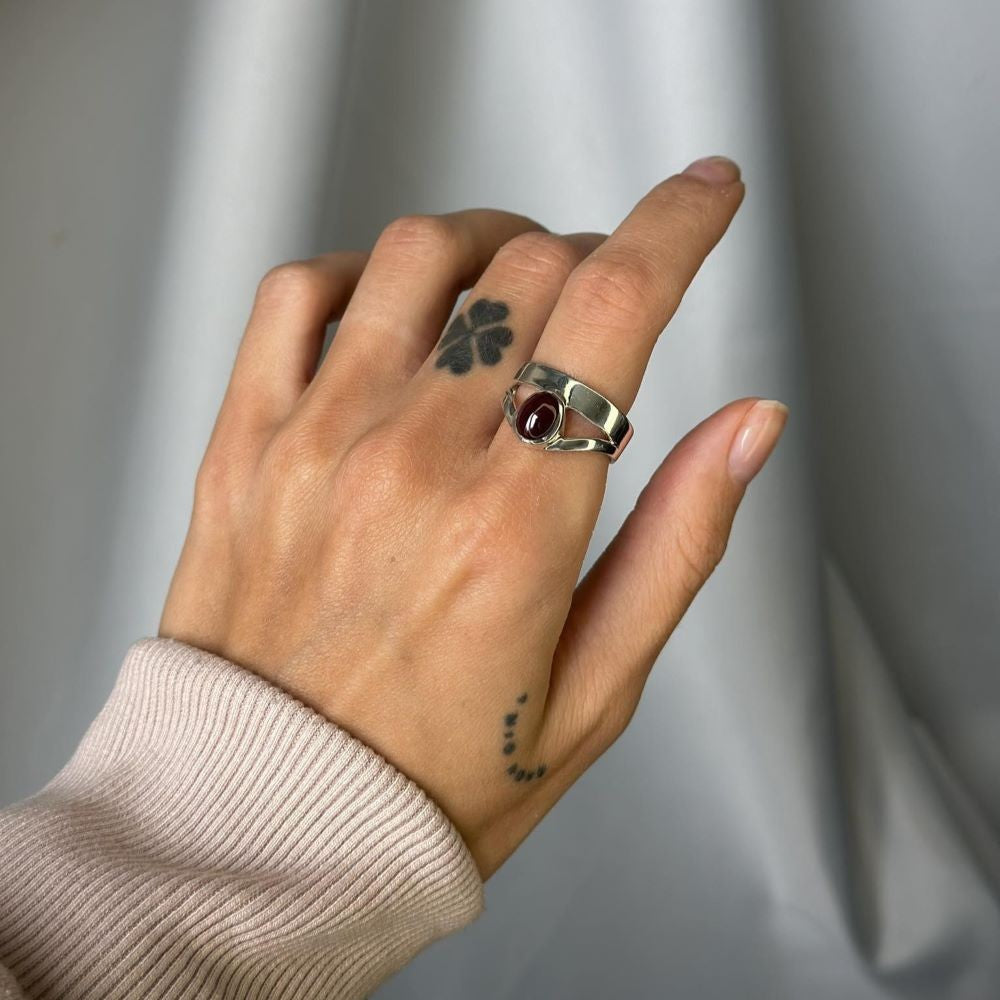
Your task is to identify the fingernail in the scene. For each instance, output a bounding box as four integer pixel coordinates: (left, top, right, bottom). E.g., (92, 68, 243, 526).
(728, 400, 788, 484)
(682, 155, 742, 185)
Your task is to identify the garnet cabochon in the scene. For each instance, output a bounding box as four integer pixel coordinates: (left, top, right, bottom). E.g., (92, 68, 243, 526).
(515, 391, 562, 441)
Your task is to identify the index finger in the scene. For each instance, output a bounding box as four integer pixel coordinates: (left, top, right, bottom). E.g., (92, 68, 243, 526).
(513, 157, 744, 416)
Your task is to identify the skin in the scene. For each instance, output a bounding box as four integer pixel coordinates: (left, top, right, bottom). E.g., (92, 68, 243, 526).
(159, 156, 788, 880)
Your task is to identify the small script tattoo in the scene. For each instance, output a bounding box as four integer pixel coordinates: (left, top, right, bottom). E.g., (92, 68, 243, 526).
(435, 298, 513, 375)
(501, 691, 547, 783)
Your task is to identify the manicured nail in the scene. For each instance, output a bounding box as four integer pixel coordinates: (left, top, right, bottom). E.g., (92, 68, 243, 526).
(682, 155, 741, 185)
(728, 400, 788, 484)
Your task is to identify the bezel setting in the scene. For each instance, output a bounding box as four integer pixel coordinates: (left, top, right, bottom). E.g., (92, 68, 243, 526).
(511, 389, 565, 446)
(501, 361, 634, 462)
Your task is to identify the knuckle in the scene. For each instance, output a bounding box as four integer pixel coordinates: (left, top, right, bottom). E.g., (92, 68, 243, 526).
(670, 509, 729, 590)
(657, 176, 724, 235)
(569, 673, 642, 760)
(193, 453, 225, 513)
(375, 214, 462, 265)
(334, 428, 421, 510)
(598, 694, 639, 748)
(564, 251, 656, 323)
(193, 442, 250, 521)
(493, 232, 579, 285)
(660, 172, 722, 208)
(256, 261, 326, 309)
(261, 423, 331, 501)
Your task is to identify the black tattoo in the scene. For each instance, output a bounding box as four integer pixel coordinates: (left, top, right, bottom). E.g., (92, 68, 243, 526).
(500, 691, 547, 783)
(435, 298, 513, 375)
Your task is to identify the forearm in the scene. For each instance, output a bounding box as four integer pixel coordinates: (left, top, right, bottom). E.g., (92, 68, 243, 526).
(0, 639, 482, 1000)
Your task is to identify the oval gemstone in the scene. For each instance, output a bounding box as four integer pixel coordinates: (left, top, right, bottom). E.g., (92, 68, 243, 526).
(515, 391, 561, 441)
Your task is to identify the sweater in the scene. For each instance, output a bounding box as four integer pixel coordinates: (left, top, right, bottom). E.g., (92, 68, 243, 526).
(0, 638, 484, 998)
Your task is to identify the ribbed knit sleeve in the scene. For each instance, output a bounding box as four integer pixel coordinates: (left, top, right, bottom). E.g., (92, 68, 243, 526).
(0, 638, 484, 999)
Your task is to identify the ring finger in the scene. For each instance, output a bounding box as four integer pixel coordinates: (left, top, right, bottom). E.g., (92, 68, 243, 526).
(401, 230, 607, 450)
(301, 209, 547, 427)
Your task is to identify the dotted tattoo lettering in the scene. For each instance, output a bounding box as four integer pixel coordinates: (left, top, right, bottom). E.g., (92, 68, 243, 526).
(500, 691, 547, 783)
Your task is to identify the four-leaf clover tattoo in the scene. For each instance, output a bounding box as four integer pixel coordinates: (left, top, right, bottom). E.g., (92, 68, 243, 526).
(435, 298, 513, 375)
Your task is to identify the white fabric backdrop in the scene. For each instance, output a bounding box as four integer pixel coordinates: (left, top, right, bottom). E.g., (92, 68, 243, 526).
(1, 2, 997, 997)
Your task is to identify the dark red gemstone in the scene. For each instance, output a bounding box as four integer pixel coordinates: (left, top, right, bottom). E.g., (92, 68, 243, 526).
(515, 391, 561, 441)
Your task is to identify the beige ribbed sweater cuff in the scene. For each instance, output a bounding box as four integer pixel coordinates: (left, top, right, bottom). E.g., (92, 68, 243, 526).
(0, 638, 484, 999)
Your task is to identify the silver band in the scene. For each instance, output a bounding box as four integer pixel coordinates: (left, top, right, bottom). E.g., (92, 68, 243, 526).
(502, 361, 634, 462)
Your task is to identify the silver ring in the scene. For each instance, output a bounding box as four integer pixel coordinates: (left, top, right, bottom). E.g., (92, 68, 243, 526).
(502, 362, 634, 462)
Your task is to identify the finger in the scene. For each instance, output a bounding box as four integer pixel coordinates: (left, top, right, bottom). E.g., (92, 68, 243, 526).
(402, 231, 606, 451)
(545, 397, 788, 747)
(489, 158, 744, 481)
(309, 209, 547, 408)
(534, 157, 743, 410)
(221, 252, 367, 434)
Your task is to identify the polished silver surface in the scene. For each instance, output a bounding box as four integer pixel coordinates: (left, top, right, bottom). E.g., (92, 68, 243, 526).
(502, 361, 634, 461)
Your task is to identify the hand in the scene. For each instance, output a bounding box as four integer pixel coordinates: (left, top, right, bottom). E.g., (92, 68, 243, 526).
(159, 156, 786, 879)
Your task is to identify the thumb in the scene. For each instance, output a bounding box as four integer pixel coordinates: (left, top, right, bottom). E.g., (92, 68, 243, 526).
(547, 397, 788, 738)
